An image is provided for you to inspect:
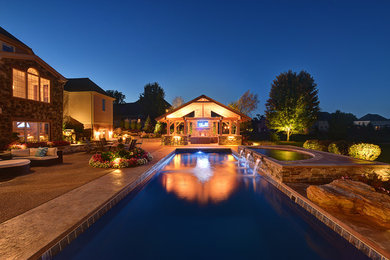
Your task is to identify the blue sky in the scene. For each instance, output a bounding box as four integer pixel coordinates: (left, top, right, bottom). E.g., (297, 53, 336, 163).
(1, 0, 389, 118)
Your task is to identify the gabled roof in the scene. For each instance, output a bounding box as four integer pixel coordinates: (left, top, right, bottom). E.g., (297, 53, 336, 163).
(0, 26, 33, 53)
(64, 78, 111, 97)
(358, 114, 388, 121)
(156, 94, 251, 122)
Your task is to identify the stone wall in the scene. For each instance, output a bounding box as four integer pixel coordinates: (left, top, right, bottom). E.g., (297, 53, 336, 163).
(218, 135, 242, 145)
(161, 135, 188, 145)
(239, 146, 390, 184)
(0, 58, 65, 142)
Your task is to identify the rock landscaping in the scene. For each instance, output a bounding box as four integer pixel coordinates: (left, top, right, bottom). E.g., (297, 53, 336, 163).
(307, 179, 390, 228)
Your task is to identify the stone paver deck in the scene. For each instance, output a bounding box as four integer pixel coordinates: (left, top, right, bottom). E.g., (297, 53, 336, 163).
(0, 142, 163, 223)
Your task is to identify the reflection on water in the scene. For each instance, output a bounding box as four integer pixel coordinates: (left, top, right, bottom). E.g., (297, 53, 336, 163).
(160, 153, 239, 204)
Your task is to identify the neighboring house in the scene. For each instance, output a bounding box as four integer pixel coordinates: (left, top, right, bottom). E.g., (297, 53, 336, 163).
(0, 26, 66, 142)
(64, 78, 115, 140)
(313, 112, 331, 132)
(354, 114, 390, 130)
(113, 101, 143, 128)
(113, 99, 171, 128)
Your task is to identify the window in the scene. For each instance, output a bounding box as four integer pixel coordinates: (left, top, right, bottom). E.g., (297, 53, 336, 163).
(12, 67, 51, 103)
(102, 99, 106, 111)
(2, 42, 14, 52)
(13, 121, 50, 142)
(28, 73, 39, 101)
(40, 78, 50, 103)
(12, 69, 26, 98)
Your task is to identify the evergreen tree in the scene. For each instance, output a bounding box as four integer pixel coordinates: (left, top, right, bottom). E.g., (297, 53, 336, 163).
(143, 116, 153, 132)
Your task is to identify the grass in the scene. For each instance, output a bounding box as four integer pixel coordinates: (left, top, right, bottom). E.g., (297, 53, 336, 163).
(276, 141, 304, 147)
(377, 143, 390, 164)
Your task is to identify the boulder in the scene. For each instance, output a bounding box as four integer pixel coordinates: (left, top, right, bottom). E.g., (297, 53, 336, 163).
(307, 179, 390, 228)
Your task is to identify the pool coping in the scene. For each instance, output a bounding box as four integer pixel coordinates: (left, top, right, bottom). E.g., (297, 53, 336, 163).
(233, 149, 390, 260)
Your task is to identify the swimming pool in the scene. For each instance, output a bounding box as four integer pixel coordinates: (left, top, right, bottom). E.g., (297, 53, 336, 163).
(251, 147, 313, 161)
(56, 152, 367, 260)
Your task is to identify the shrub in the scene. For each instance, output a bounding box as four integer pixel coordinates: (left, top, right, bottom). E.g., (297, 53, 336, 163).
(348, 143, 381, 161)
(303, 140, 329, 151)
(328, 141, 350, 155)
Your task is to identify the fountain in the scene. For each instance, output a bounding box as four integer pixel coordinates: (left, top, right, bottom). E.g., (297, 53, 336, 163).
(253, 158, 261, 176)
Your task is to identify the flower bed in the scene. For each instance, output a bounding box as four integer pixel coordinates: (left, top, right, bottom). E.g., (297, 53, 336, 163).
(89, 147, 153, 169)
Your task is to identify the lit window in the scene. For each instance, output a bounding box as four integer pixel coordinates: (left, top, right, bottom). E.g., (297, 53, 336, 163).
(40, 78, 50, 103)
(13, 121, 49, 142)
(102, 99, 106, 111)
(27, 72, 39, 101)
(27, 68, 39, 76)
(12, 69, 26, 98)
(2, 42, 14, 52)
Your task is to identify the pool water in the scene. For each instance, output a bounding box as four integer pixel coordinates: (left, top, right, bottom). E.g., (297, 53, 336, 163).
(251, 148, 313, 161)
(56, 152, 368, 260)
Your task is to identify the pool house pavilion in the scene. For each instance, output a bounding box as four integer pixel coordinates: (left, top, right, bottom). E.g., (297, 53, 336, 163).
(156, 95, 251, 145)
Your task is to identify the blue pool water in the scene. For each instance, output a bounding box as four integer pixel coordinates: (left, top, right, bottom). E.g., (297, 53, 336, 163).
(56, 152, 368, 260)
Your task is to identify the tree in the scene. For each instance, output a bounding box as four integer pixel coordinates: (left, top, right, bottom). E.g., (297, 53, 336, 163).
(106, 90, 126, 105)
(265, 70, 320, 141)
(143, 116, 153, 132)
(328, 110, 357, 140)
(228, 90, 259, 116)
(172, 96, 184, 109)
(154, 122, 163, 134)
(139, 82, 170, 122)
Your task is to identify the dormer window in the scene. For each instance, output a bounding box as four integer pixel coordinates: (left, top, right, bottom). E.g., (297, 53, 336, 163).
(2, 42, 14, 52)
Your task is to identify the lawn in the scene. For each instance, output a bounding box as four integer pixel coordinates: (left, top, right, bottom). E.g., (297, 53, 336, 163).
(377, 143, 390, 164)
(276, 141, 304, 147)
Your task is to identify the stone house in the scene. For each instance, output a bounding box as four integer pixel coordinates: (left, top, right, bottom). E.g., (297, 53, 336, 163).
(0, 26, 66, 142)
(64, 78, 115, 140)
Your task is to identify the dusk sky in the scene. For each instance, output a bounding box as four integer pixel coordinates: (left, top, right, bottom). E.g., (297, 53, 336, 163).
(2, 0, 389, 118)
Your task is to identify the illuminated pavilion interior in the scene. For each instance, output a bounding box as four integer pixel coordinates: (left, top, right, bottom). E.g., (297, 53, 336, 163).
(156, 95, 251, 145)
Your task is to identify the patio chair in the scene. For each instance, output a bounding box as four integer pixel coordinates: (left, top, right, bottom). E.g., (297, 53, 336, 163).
(127, 139, 137, 151)
(135, 139, 143, 148)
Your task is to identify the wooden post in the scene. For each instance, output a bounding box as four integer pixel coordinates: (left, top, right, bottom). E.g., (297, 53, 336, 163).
(173, 121, 177, 134)
(219, 120, 222, 135)
(184, 119, 187, 135)
(167, 121, 171, 136)
(236, 121, 240, 135)
(229, 120, 232, 135)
